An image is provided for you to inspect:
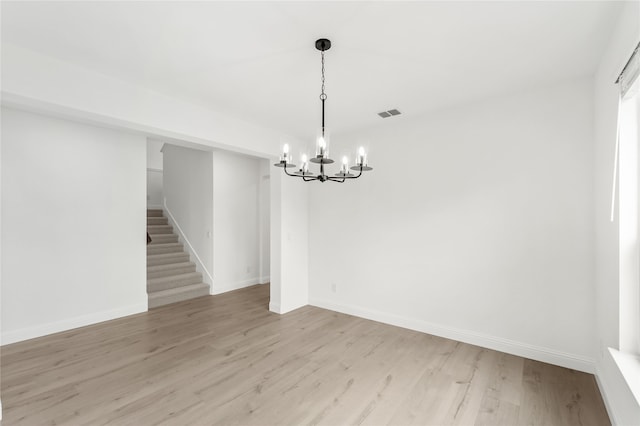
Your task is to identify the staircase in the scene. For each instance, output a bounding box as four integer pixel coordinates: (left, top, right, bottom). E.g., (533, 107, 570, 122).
(147, 209, 210, 308)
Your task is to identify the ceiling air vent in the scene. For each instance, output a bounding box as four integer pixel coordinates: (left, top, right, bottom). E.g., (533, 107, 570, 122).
(378, 109, 401, 118)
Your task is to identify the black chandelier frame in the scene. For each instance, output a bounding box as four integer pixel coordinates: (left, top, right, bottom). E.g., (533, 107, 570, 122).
(274, 38, 373, 183)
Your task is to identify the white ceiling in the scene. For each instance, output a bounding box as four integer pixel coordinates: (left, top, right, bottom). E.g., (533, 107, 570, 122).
(1, 1, 622, 141)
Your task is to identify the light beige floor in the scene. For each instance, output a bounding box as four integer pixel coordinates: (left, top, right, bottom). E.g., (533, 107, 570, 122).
(1, 284, 609, 425)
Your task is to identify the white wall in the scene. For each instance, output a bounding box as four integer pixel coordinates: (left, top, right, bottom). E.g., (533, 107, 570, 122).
(593, 2, 640, 424)
(162, 146, 270, 295)
(309, 78, 596, 372)
(1, 43, 284, 158)
(162, 144, 214, 287)
(1, 43, 308, 317)
(147, 139, 164, 170)
(146, 139, 164, 209)
(212, 150, 264, 293)
(270, 169, 309, 314)
(1, 107, 147, 344)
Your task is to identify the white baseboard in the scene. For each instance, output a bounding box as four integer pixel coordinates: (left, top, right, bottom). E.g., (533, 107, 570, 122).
(595, 365, 620, 426)
(147, 203, 163, 209)
(1, 302, 147, 345)
(259, 275, 270, 284)
(309, 297, 595, 374)
(269, 302, 281, 314)
(212, 277, 260, 295)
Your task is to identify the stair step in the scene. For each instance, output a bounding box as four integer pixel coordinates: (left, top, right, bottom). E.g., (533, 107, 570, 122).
(147, 272, 203, 292)
(147, 262, 197, 279)
(148, 261, 196, 273)
(147, 217, 168, 225)
(147, 243, 184, 255)
(148, 283, 210, 309)
(149, 234, 178, 245)
(147, 225, 173, 234)
(147, 234, 178, 245)
(147, 209, 164, 217)
(147, 252, 190, 267)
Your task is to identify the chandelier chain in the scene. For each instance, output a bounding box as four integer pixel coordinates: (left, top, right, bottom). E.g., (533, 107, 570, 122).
(320, 51, 327, 101)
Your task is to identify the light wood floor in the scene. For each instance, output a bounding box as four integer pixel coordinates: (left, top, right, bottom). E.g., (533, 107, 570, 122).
(1, 284, 609, 425)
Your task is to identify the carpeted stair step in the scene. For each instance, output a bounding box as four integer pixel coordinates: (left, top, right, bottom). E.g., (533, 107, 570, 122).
(147, 242, 184, 255)
(147, 225, 173, 234)
(147, 262, 197, 279)
(147, 252, 190, 267)
(147, 216, 168, 226)
(147, 209, 164, 217)
(148, 283, 210, 309)
(148, 234, 178, 245)
(147, 272, 203, 292)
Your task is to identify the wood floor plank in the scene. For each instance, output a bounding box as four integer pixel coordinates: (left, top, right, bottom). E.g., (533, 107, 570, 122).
(1, 284, 610, 426)
(349, 333, 435, 426)
(473, 352, 524, 425)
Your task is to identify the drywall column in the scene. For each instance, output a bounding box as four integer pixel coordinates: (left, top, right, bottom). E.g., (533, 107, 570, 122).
(162, 145, 214, 289)
(259, 159, 270, 284)
(593, 2, 640, 424)
(1, 107, 147, 344)
(270, 168, 308, 314)
(270, 169, 283, 312)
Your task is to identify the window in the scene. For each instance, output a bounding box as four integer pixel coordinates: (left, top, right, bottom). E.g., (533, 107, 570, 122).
(618, 76, 640, 355)
(611, 42, 640, 406)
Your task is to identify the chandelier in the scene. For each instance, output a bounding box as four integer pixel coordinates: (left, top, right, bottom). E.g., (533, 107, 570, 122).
(274, 38, 373, 183)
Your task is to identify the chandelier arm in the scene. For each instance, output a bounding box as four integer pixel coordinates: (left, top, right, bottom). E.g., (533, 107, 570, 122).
(282, 167, 319, 181)
(326, 177, 346, 183)
(283, 167, 298, 177)
(343, 168, 364, 179)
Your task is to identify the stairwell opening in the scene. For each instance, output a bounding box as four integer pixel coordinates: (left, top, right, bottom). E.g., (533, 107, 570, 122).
(146, 140, 270, 308)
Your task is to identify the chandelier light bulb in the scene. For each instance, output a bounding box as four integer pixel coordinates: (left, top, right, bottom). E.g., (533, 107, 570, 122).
(318, 137, 326, 157)
(357, 146, 366, 165)
(280, 143, 291, 163)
